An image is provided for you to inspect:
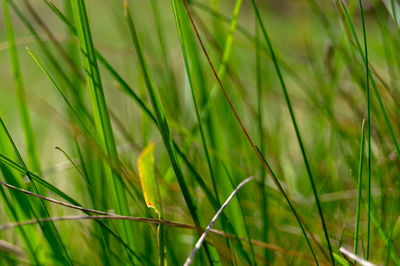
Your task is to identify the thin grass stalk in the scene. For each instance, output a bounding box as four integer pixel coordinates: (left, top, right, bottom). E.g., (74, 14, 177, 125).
(354, 119, 366, 255)
(255, 17, 269, 262)
(356, 0, 372, 258)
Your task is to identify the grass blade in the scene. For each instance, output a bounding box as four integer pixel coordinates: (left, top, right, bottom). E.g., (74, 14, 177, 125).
(70, 0, 137, 258)
(354, 119, 366, 255)
(356, 0, 372, 259)
(3, 0, 40, 173)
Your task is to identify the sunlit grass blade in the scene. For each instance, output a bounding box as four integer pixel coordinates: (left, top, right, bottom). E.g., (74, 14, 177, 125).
(150, 0, 180, 117)
(333, 252, 351, 266)
(3, 0, 40, 173)
(70, 0, 138, 260)
(170, 0, 218, 204)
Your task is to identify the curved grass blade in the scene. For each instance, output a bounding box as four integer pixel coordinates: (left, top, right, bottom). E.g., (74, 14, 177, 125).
(27, 48, 90, 134)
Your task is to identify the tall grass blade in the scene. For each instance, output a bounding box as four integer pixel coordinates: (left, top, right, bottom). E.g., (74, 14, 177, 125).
(3, 0, 40, 173)
(70, 0, 136, 258)
(356, 0, 372, 259)
(255, 16, 269, 262)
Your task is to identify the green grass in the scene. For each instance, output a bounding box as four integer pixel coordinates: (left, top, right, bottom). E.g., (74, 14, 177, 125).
(0, 0, 399, 265)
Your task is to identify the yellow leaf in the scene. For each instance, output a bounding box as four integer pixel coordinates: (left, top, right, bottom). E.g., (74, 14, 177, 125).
(137, 142, 162, 217)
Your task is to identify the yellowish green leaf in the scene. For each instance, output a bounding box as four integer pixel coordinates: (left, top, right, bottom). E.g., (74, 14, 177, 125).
(138, 142, 162, 217)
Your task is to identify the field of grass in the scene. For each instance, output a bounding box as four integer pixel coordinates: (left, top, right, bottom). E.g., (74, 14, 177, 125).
(0, 0, 399, 265)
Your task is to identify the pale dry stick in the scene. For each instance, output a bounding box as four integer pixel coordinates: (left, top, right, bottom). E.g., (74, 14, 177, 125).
(183, 176, 254, 266)
(0, 240, 24, 256)
(340, 247, 375, 266)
